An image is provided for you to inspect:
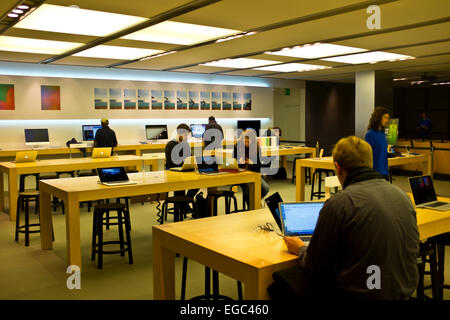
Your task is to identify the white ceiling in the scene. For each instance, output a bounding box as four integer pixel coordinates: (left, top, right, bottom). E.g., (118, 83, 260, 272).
(0, 0, 449, 83)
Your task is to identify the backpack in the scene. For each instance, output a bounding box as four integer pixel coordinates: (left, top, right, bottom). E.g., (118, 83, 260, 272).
(193, 192, 209, 219)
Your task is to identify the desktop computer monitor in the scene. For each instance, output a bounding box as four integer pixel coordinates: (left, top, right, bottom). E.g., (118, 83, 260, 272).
(190, 124, 207, 139)
(146, 125, 168, 140)
(82, 125, 102, 141)
(237, 120, 261, 137)
(24, 128, 49, 146)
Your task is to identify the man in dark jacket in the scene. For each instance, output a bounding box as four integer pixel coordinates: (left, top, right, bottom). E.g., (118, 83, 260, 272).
(94, 118, 117, 155)
(203, 116, 223, 149)
(269, 136, 419, 300)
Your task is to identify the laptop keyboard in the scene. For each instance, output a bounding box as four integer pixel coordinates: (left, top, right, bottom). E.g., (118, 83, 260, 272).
(299, 235, 312, 242)
(427, 201, 448, 207)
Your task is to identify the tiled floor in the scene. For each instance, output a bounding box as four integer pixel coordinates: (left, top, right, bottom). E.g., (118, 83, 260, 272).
(0, 165, 449, 300)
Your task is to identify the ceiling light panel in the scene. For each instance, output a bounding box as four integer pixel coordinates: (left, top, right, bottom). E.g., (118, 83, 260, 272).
(123, 21, 240, 45)
(322, 51, 415, 64)
(253, 63, 330, 72)
(74, 45, 163, 60)
(14, 4, 147, 37)
(201, 58, 281, 69)
(266, 43, 367, 59)
(0, 36, 81, 54)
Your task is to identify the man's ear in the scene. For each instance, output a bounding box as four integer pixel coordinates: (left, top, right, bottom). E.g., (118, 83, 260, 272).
(334, 161, 341, 174)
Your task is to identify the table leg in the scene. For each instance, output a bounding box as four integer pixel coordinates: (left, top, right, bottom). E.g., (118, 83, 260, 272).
(153, 229, 176, 299)
(0, 172, 4, 213)
(243, 270, 273, 300)
(296, 161, 305, 201)
(248, 176, 261, 210)
(8, 171, 17, 221)
(423, 154, 432, 177)
(65, 194, 82, 268)
(39, 189, 53, 250)
(281, 155, 288, 172)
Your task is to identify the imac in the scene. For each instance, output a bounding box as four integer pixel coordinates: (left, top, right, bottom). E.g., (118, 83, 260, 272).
(190, 124, 207, 139)
(237, 120, 261, 137)
(146, 125, 168, 140)
(82, 125, 102, 142)
(24, 128, 49, 148)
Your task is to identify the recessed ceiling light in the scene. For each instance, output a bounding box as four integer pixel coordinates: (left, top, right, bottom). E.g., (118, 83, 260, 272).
(8, 13, 18, 18)
(17, 5, 30, 9)
(201, 58, 280, 69)
(14, 4, 147, 37)
(123, 21, 240, 45)
(322, 51, 414, 64)
(74, 45, 163, 60)
(267, 43, 367, 59)
(12, 9, 23, 14)
(253, 63, 330, 72)
(0, 36, 82, 54)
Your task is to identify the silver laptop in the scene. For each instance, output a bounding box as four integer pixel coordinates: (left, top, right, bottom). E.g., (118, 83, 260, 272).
(169, 156, 196, 172)
(409, 175, 450, 211)
(97, 167, 136, 186)
(278, 201, 324, 244)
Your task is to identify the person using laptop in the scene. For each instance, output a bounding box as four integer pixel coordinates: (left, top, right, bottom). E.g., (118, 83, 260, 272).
(203, 116, 224, 149)
(268, 136, 419, 300)
(94, 118, 117, 156)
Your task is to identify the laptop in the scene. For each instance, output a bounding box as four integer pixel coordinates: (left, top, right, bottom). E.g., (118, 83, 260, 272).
(219, 159, 243, 173)
(169, 156, 196, 172)
(409, 175, 450, 211)
(92, 147, 112, 159)
(96, 167, 136, 186)
(196, 156, 229, 175)
(265, 192, 283, 231)
(14, 151, 38, 163)
(278, 201, 325, 243)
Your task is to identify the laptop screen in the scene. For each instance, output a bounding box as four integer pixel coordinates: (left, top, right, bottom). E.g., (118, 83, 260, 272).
(265, 192, 283, 230)
(97, 167, 129, 182)
(279, 202, 324, 236)
(196, 156, 218, 173)
(409, 175, 437, 205)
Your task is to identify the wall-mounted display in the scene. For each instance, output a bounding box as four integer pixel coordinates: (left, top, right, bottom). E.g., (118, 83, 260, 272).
(0, 84, 15, 110)
(94, 88, 108, 109)
(109, 88, 122, 109)
(200, 91, 211, 110)
(243, 93, 252, 110)
(124, 89, 136, 109)
(211, 92, 221, 110)
(222, 92, 231, 110)
(151, 90, 163, 110)
(137, 89, 150, 109)
(177, 90, 187, 110)
(41, 85, 61, 110)
(233, 92, 242, 110)
(189, 91, 199, 110)
(164, 90, 175, 110)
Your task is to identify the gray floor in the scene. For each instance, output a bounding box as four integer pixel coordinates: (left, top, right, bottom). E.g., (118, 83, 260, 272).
(0, 164, 449, 300)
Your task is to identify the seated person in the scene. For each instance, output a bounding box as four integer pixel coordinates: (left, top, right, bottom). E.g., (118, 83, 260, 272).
(233, 129, 269, 209)
(268, 136, 419, 300)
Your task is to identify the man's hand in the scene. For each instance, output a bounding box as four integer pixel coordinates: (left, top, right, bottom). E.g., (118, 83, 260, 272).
(284, 236, 305, 255)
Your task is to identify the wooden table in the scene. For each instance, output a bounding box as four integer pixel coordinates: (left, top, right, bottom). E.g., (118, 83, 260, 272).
(39, 170, 261, 268)
(0, 155, 142, 221)
(153, 196, 450, 300)
(296, 153, 431, 201)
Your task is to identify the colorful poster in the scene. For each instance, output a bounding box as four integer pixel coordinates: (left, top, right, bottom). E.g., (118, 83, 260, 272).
(94, 88, 108, 109)
(41, 85, 61, 110)
(200, 91, 211, 110)
(189, 91, 199, 110)
(137, 89, 150, 109)
(233, 92, 242, 110)
(386, 118, 399, 145)
(222, 92, 231, 110)
(164, 90, 175, 110)
(109, 88, 122, 109)
(177, 90, 187, 110)
(124, 89, 136, 109)
(211, 92, 221, 110)
(0, 84, 15, 110)
(243, 93, 252, 110)
(151, 90, 163, 110)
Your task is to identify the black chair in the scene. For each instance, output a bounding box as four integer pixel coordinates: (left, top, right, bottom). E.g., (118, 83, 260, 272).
(91, 202, 133, 269)
(161, 196, 196, 224)
(416, 240, 439, 300)
(430, 233, 450, 300)
(19, 173, 39, 192)
(310, 169, 334, 200)
(229, 185, 247, 212)
(291, 157, 311, 184)
(206, 189, 239, 216)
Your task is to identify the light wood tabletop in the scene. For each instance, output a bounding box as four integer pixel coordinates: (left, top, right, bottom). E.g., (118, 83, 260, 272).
(39, 170, 262, 269)
(153, 196, 450, 300)
(0, 155, 142, 221)
(295, 153, 431, 201)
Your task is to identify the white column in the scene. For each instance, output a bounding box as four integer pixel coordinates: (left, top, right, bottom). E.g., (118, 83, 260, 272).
(355, 71, 375, 139)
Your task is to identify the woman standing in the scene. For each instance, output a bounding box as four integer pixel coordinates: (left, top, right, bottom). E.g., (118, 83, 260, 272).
(365, 107, 390, 180)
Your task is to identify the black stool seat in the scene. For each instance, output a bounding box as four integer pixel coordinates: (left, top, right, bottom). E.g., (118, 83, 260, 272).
(77, 170, 97, 177)
(91, 202, 133, 269)
(19, 173, 39, 192)
(39, 173, 59, 180)
(161, 196, 195, 224)
(207, 190, 239, 215)
(56, 171, 75, 177)
(15, 191, 40, 246)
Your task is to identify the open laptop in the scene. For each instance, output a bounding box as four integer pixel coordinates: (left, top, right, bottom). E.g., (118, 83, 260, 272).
(196, 156, 229, 175)
(14, 151, 38, 163)
(409, 175, 450, 211)
(219, 159, 243, 173)
(265, 192, 283, 231)
(278, 201, 324, 243)
(92, 147, 112, 159)
(169, 156, 196, 172)
(96, 167, 136, 186)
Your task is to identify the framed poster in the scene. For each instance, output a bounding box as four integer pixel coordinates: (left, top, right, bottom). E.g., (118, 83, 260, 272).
(164, 90, 175, 110)
(124, 89, 136, 109)
(0, 84, 15, 110)
(200, 91, 211, 110)
(41, 85, 61, 110)
(137, 89, 150, 109)
(94, 88, 108, 109)
(177, 90, 187, 110)
(211, 92, 221, 110)
(109, 88, 122, 109)
(222, 92, 231, 110)
(151, 90, 163, 110)
(189, 91, 199, 110)
(243, 93, 252, 110)
(233, 92, 242, 110)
